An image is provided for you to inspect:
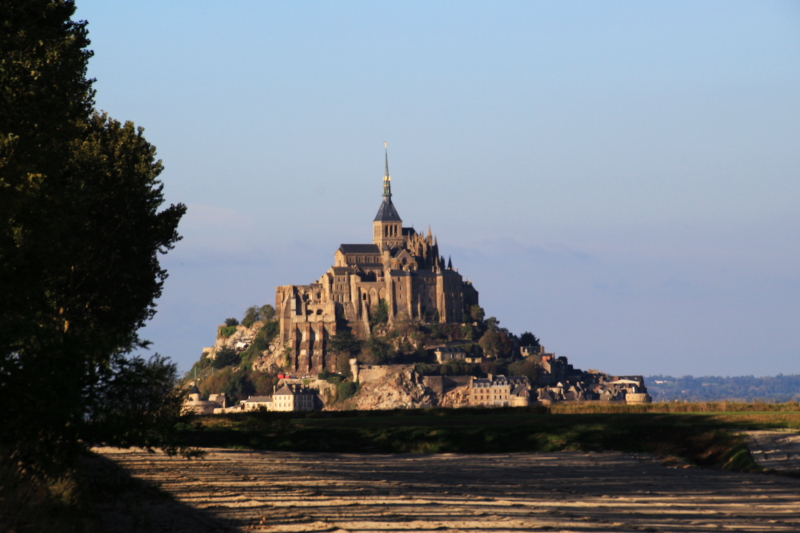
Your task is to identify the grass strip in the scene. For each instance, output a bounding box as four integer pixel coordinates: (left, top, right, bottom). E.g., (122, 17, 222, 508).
(177, 406, 799, 471)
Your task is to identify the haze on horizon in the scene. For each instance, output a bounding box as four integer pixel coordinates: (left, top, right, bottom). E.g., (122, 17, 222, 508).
(75, 0, 800, 377)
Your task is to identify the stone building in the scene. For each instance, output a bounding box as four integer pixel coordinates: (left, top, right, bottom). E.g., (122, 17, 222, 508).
(272, 383, 316, 411)
(242, 395, 272, 411)
(276, 150, 479, 375)
(470, 375, 532, 407)
(182, 387, 229, 415)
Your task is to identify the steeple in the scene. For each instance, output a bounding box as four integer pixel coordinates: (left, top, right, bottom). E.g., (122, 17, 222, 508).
(373, 142, 403, 249)
(383, 141, 391, 198)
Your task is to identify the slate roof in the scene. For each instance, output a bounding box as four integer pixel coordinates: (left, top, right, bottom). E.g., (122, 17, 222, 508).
(374, 197, 402, 222)
(246, 396, 272, 402)
(339, 244, 381, 254)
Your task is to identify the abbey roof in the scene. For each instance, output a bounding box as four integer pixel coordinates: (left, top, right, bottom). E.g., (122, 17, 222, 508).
(339, 244, 381, 254)
(373, 197, 402, 222)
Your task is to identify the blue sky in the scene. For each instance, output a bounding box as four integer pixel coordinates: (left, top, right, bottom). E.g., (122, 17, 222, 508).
(75, 1, 800, 376)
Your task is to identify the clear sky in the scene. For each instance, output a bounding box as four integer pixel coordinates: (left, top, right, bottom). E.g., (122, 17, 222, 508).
(75, 0, 800, 377)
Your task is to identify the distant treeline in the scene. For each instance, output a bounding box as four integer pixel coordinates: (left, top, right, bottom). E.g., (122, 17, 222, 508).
(645, 374, 800, 403)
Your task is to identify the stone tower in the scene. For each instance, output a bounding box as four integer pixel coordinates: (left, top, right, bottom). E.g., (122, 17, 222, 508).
(373, 146, 404, 250)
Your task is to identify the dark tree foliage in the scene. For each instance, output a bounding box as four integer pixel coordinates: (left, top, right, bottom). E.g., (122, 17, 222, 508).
(85, 354, 189, 453)
(362, 335, 395, 364)
(428, 323, 446, 339)
(371, 298, 389, 327)
(260, 304, 276, 321)
(212, 347, 241, 369)
(329, 330, 362, 359)
(440, 359, 476, 376)
(242, 304, 275, 327)
(242, 307, 259, 328)
(0, 1, 186, 478)
(225, 317, 240, 327)
(318, 369, 344, 385)
(196, 368, 277, 403)
(478, 330, 501, 357)
(519, 331, 541, 349)
(508, 358, 539, 382)
(198, 368, 253, 403)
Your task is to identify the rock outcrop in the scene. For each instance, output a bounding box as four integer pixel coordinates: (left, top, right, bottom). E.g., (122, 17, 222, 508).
(338, 366, 438, 410)
(438, 385, 471, 408)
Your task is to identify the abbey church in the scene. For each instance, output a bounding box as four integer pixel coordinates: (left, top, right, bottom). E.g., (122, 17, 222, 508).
(276, 151, 479, 375)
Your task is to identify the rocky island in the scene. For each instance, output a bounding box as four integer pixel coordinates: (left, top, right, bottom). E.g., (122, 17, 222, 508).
(185, 151, 651, 413)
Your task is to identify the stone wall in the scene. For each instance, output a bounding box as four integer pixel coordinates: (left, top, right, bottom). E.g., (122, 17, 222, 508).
(358, 364, 416, 383)
(423, 375, 473, 395)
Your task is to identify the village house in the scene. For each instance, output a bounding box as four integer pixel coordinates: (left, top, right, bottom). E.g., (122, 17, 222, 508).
(182, 387, 230, 415)
(433, 346, 467, 364)
(242, 395, 272, 411)
(470, 375, 532, 407)
(272, 383, 316, 411)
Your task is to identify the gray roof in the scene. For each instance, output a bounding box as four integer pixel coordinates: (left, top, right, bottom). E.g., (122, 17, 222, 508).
(339, 244, 381, 254)
(374, 197, 402, 222)
(246, 396, 272, 402)
(275, 384, 295, 396)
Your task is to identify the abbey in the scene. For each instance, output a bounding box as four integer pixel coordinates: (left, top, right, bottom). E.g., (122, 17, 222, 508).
(276, 151, 479, 375)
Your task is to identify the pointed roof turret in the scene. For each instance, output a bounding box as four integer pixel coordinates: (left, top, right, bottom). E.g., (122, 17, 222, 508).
(374, 142, 402, 222)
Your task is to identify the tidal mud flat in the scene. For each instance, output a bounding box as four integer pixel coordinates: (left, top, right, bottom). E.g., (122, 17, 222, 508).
(93, 447, 800, 533)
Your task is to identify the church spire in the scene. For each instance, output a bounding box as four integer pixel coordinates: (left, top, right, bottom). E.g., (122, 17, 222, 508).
(383, 141, 391, 198)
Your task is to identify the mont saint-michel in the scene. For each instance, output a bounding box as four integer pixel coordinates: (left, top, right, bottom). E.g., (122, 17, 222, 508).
(276, 150, 478, 376)
(185, 151, 650, 413)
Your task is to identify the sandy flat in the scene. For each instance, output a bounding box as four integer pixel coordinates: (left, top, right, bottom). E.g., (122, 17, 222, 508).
(93, 447, 800, 533)
(747, 431, 800, 471)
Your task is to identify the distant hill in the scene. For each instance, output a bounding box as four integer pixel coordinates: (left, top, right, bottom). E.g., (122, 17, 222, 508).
(645, 374, 800, 403)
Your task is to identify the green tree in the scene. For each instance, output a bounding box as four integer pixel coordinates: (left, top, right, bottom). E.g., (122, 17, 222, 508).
(440, 359, 474, 376)
(508, 358, 539, 383)
(242, 304, 276, 327)
(259, 304, 276, 321)
(371, 298, 389, 326)
(329, 330, 362, 359)
(198, 367, 254, 403)
(519, 331, 541, 349)
(211, 347, 241, 369)
(85, 354, 189, 453)
(363, 335, 394, 364)
(470, 305, 485, 323)
(0, 1, 185, 479)
(497, 331, 515, 358)
(478, 330, 501, 357)
(242, 306, 259, 328)
(225, 317, 239, 327)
